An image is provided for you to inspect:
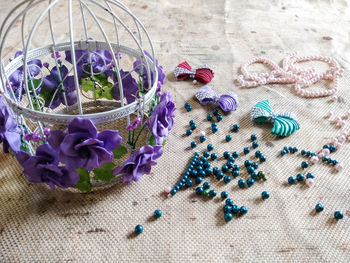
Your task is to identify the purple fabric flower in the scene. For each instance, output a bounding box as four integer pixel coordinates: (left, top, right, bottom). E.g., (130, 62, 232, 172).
(0, 96, 21, 153)
(105, 69, 139, 104)
(133, 51, 165, 87)
(114, 145, 163, 183)
(8, 51, 42, 100)
(41, 65, 77, 109)
(16, 144, 79, 190)
(48, 117, 122, 171)
(149, 91, 176, 145)
(65, 49, 112, 79)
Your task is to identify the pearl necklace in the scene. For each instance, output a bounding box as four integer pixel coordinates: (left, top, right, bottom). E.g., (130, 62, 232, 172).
(237, 53, 343, 98)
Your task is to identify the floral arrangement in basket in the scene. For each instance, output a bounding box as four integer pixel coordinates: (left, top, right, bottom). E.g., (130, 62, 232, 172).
(1, 49, 175, 192)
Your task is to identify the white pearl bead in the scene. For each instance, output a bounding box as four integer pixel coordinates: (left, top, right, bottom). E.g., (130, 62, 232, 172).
(193, 80, 198, 85)
(199, 131, 206, 137)
(305, 178, 315, 187)
(335, 163, 344, 172)
(310, 156, 319, 164)
(322, 148, 330, 156)
(164, 186, 171, 194)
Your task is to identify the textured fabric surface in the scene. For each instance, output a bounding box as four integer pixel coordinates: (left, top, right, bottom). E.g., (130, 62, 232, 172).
(1, 0, 350, 262)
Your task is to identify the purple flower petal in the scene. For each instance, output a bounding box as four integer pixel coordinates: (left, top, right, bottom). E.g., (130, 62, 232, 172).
(97, 129, 122, 151)
(67, 118, 98, 138)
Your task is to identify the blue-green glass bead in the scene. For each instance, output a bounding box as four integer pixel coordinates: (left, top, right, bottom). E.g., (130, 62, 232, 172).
(293, 147, 298, 152)
(216, 171, 224, 180)
(203, 151, 210, 158)
(221, 191, 228, 199)
(211, 122, 217, 128)
(251, 162, 258, 169)
(195, 177, 203, 184)
(134, 224, 143, 234)
(185, 179, 193, 187)
(232, 164, 240, 171)
(186, 106, 192, 112)
(225, 135, 232, 142)
(240, 206, 248, 215)
(213, 167, 219, 175)
(226, 162, 233, 168)
(301, 161, 309, 168)
(212, 126, 218, 133)
(238, 179, 246, 188)
(196, 187, 204, 195)
(189, 120, 195, 126)
(213, 109, 219, 116)
(207, 144, 214, 151)
(283, 146, 289, 152)
(306, 151, 311, 156)
(323, 144, 330, 149)
(243, 147, 250, 155)
(332, 160, 338, 165)
(322, 156, 328, 162)
(296, 173, 304, 181)
(288, 147, 293, 153)
(191, 170, 198, 177)
(251, 172, 258, 179)
(222, 165, 229, 173)
(231, 153, 239, 159)
(301, 150, 306, 155)
(232, 204, 239, 214)
(306, 173, 314, 179)
(232, 124, 240, 132)
(224, 212, 233, 222)
(190, 124, 197, 130)
(232, 170, 240, 178)
(190, 141, 197, 148)
(223, 151, 230, 159)
(207, 114, 213, 121)
(184, 102, 190, 108)
(180, 178, 186, 183)
(203, 182, 210, 190)
(223, 175, 231, 184)
(247, 166, 255, 174)
(223, 204, 232, 213)
(315, 203, 324, 212)
(288, 176, 296, 184)
(329, 145, 336, 152)
(154, 209, 162, 219)
(199, 170, 206, 177)
(255, 150, 262, 158)
(170, 189, 177, 195)
(205, 168, 212, 176)
(327, 158, 333, 164)
(261, 191, 270, 200)
(200, 156, 207, 162)
(259, 155, 266, 163)
(199, 136, 206, 143)
(244, 160, 252, 167)
(280, 150, 287, 156)
(210, 153, 218, 160)
(247, 178, 255, 187)
(252, 141, 259, 149)
(228, 157, 235, 163)
(198, 160, 204, 166)
(175, 185, 180, 191)
(334, 211, 344, 219)
(186, 129, 192, 136)
(209, 189, 217, 197)
(217, 115, 223, 122)
(250, 134, 257, 141)
(226, 199, 234, 206)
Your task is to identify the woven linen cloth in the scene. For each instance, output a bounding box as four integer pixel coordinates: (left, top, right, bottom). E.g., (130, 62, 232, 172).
(1, 0, 350, 262)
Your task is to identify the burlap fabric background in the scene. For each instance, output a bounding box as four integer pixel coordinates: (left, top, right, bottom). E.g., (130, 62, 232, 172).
(1, 0, 350, 262)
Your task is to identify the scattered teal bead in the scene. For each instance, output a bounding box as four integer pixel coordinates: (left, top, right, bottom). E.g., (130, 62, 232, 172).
(288, 176, 296, 184)
(301, 150, 306, 155)
(250, 172, 258, 179)
(203, 182, 211, 190)
(170, 189, 177, 195)
(283, 146, 289, 152)
(223, 175, 231, 184)
(293, 147, 298, 152)
(186, 106, 192, 112)
(210, 153, 218, 160)
(209, 190, 217, 197)
(251, 162, 258, 169)
(232, 170, 240, 178)
(213, 109, 219, 116)
(196, 187, 204, 195)
(226, 199, 234, 206)
(199, 135, 206, 143)
(199, 170, 206, 177)
(240, 206, 248, 215)
(232, 124, 240, 132)
(217, 115, 223, 122)
(226, 135, 232, 142)
(216, 171, 224, 180)
(238, 179, 246, 188)
(174, 185, 180, 191)
(280, 150, 287, 156)
(186, 129, 192, 136)
(306, 173, 314, 179)
(223, 151, 230, 159)
(191, 170, 198, 177)
(332, 160, 339, 165)
(190, 124, 197, 130)
(195, 177, 203, 184)
(228, 157, 235, 163)
(255, 150, 262, 158)
(247, 166, 255, 174)
(190, 141, 197, 148)
(247, 178, 255, 187)
(259, 155, 266, 163)
(207, 144, 214, 151)
(232, 205, 239, 214)
(232, 152, 239, 158)
(185, 179, 193, 187)
(134, 224, 143, 234)
(323, 144, 330, 149)
(189, 120, 195, 126)
(243, 147, 250, 155)
(329, 145, 337, 152)
(224, 212, 233, 222)
(203, 151, 210, 157)
(154, 209, 162, 219)
(213, 167, 219, 175)
(250, 134, 257, 141)
(223, 204, 232, 213)
(222, 165, 229, 173)
(296, 174, 304, 181)
(184, 102, 190, 108)
(301, 161, 309, 168)
(212, 126, 218, 133)
(221, 191, 228, 199)
(211, 122, 217, 128)
(207, 114, 213, 121)
(226, 162, 233, 168)
(315, 203, 324, 212)
(252, 141, 259, 149)
(205, 168, 212, 176)
(244, 160, 252, 167)
(232, 164, 240, 171)
(334, 211, 344, 219)
(261, 191, 270, 199)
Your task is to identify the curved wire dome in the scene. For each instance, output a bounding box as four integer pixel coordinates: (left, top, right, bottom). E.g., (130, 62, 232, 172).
(0, 0, 158, 156)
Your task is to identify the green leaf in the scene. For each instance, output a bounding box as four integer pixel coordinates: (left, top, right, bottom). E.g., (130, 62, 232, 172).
(28, 79, 42, 93)
(80, 78, 94, 92)
(93, 162, 115, 182)
(113, 145, 127, 159)
(149, 135, 155, 146)
(39, 87, 55, 102)
(75, 168, 92, 192)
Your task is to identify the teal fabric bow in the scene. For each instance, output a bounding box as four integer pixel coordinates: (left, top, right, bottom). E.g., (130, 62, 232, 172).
(251, 100, 300, 137)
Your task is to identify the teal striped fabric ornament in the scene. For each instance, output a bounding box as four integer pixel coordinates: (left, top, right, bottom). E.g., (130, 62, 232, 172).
(251, 100, 300, 137)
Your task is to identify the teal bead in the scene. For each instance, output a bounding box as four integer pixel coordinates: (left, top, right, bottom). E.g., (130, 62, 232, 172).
(170, 189, 177, 195)
(223, 175, 231, 184)
(334, 211, 344, 219)
(225, 199, 234, 206)
(261, 191, 270, 199)
(186, 129, 192, 136)
(153, 209, 162, 219)
(216, 171, 224, 180)
(190, 124, 197, 130)
(207, 114, 213, 121)
(223, 151, 230, 159)
(221, 165, 229, 173)
(195, 177, 203, 184)
(306, 173, 314, 179)
(203, 151, 210, 157)
(213, 167, 219, 175)
(232, 204, 239, 214)
(232, 165, 240, 171)
(244, 160, 252, 167)
(205, 167, 212, 176)
(221, 191, 228, 199)
(250, 134, 257, 141)
(203, 182, 210, 190)
(259, 155, 266, 163)
(217, 115, 223, 122)
(134, 224, 143, 234)
(247, 178, 255, 187)
(232, 124, 240, 132)
(211, 122, 217, 128)
(210, 153, 218, 160)
(212, 126, 218, 133)
(288, 176, 296, 184)
(213, 109, 219, 116)
(255, 150, 262, 158)
(243, 147, 250, 155)
(280, 150, 287, 156)
(186, 106, 192, 112)
(185, 179, 193, 187)
(252, 141, 259, 149)
(247, 166, 255, 174)
(223, 204, 232, 213)
(199, 135, 206, 143)
(232, 170, 239, 178)
(296, 174, 304, 181)
(184, 102, 190, 108)
(251, 162, 258, 169)
(196, 186, 204, 195)
(315, 203, 324, 212)
(225, 135, 232, 142)
(251, 172, 258, 179)
(224, 212, 233, 222)
(238, 179, 246, 188)
(189, 120, 195, 126)
(190, 141, 197, 148)
(209, 189, 217, 197)
(240, 206, 248, 215)
(228, 157, 235, 163)
(207, 144, 214, 151)
(226, 162, 233, 168)
(232, 152, 239, 158)
(301, 161, 309, 169)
